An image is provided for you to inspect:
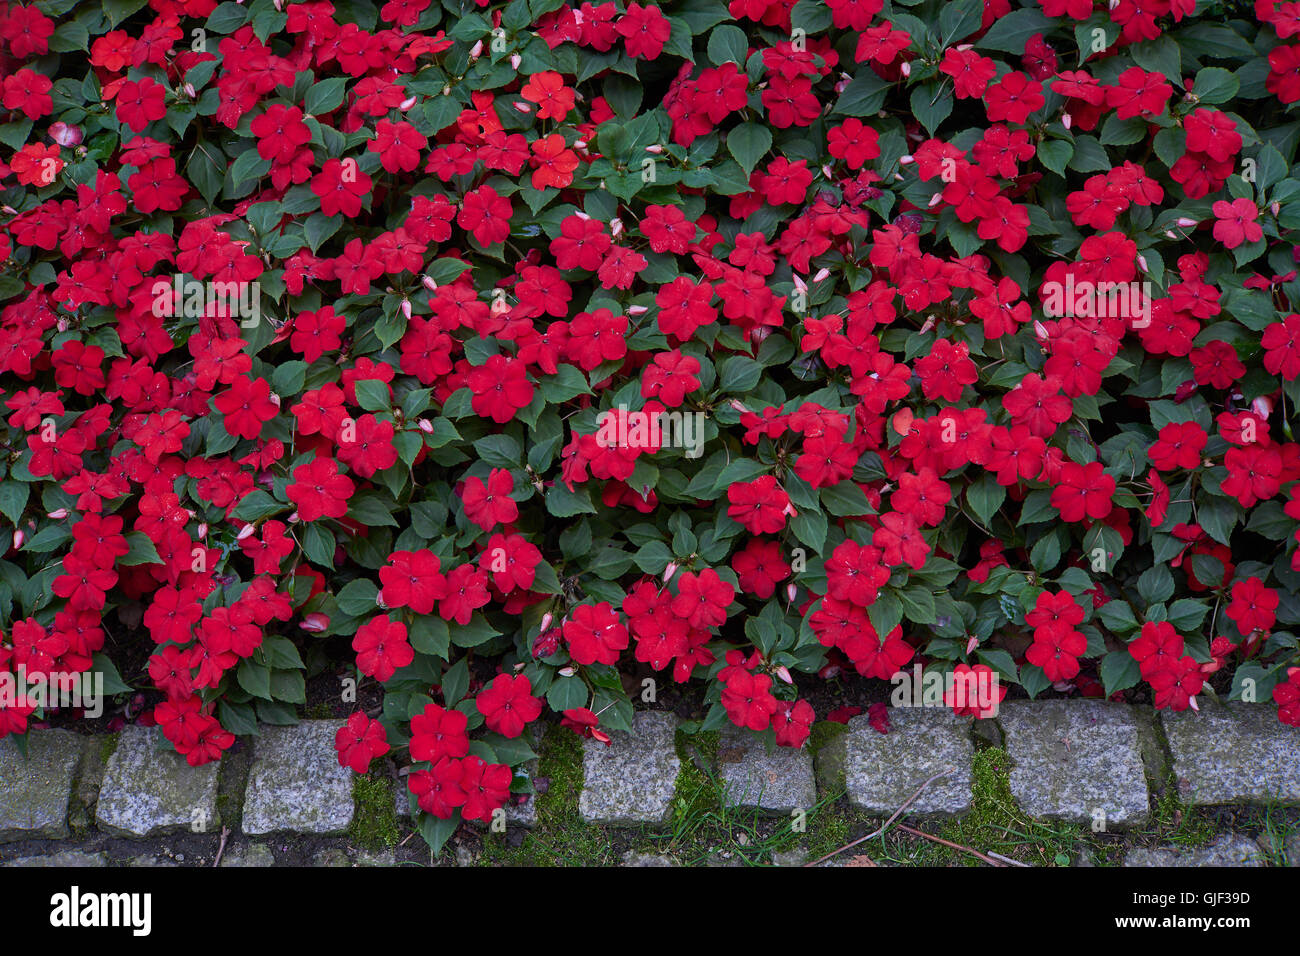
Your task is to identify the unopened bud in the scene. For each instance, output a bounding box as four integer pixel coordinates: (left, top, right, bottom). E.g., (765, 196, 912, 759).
(627, 304, 648, 316)
(300, 612, 330, 632)
(47, 508, 68, 519)
(900, 61, 911, 77)
(513, 101, 532, 113)
(12, 530, 23, 550)
(610, 217, 623, 237)
(401, 298, 412, 320)
(236, 523, 257, 540)
(813, 267, 831, 283)
(421, 274, 437, 291)
(417, 418, 433, 433)
(1061, 112, 1072, 130)
(1176, 217, 1197, 227)
(49, 121, 83, 146)
(663, 561, 679, 583)
(399, 95, 417, 111)
(470, 40, 483, 58)
(774, 665, 793, 684)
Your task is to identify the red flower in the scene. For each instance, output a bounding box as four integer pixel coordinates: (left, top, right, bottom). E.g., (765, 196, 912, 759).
(115, 77, 167, 132)
(458, 755, 512, 822)
(461, 468, 519, 531)
(352, 615, 414, 682)
(1211, 198, 1263, 249)
(1051, 461, 1115, 522)
(563, 601, 629, 665)
(476, 674, 543, 738)
(287, 456, 355, 522)
(520, 71, 575, 120)
(726, 475, 790, 534)
(380, 549, 447, 615)
(335, 713, 391, 773)
(214, 374, 278, 440)
(1274, 669, 1300, 727)
(410, 703, 470, 764)
(467, 354, 534, 423)
(615, 2, 671, 59)
(720, 670, 779, 731)
(311, 158, 372, 218)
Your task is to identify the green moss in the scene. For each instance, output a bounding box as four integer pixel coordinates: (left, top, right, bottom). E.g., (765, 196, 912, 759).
(808, 720, 846, 754)
(306, 703, 333, 720)
(478, 723, 619, 866)
(349, 774, 400, 851)
(98, 732, 120, 764)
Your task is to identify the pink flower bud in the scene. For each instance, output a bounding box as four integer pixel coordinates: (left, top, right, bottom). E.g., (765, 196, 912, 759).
(1136, 254, 1148, 273)
(417, 418, 434, 433)
(237, 523, 257, 540)
(574, 139, 587, 149)
(966, 635, 979, 655)
(663, 562, 679, 583)
(729, 399, 749, 413)
(1252, 396, 1273, 420)
(269, 393, 281, 407)
(513, 101, 532, 113)
(49, 122, 82, 146)
(786, 582, 798, 602)
(898, 154, 914, 165)
(401, 298, 412, 320)
(610, 218, 623, 237)
(399, 96, 417, 111)
(792, 274, 807, 294)
(184, 83, 197, 99)
(558, 666, 576, 678)
(1061, 112, 1072, 130)
(197, 522, 208, 538)
(1176, 217, 1197, 227)
(300, 613, 330, 633)
(510, 54, 522, 70)
(1272, 202, 1281, 217)
(645, 144, 664, 154)
(1188, 694, 1200, 712)
(813, 267, 831, 283)
(56, 318, 69, 332)
(627, 305, 648, 316)
(288, 511, 300, 524)
(900, 61, 911, 77)
(421, 274, 437, 291)
(12, 530, 23, 550)
(775, 665, 793, 684)
(470, 40, 483, 58)
(540, 612, 553, 632)
(928, 192, 944, 207)
(47, 508, 68, 519)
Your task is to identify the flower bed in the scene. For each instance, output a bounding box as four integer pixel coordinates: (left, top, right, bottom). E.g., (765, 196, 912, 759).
(1, 0, 1299, 853)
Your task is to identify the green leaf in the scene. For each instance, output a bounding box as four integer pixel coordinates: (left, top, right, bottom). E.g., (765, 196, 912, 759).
(91, 653, 133, 695)
(1099, 650, 1141, 696)
(976, 8, 1054, 53)
(726, 123, 772, 177)
(354, 379, 391, 412)
(706, 24, 748, 65)
(121, 531, 162, 566)
(1193, 67, 1238, 105)
(305, 77, 349, 115)
(237, 659, 273, 700)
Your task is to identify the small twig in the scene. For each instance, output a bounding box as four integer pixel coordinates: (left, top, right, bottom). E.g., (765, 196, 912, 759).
(212, 825, 231, 867)
(985, 850, 1030, 867)
(804, 768, 953, 867)
(895, 823, 1007, 867)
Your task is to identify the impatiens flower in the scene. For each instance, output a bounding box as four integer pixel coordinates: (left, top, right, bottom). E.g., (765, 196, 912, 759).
(214, 374, 278, 440)
(411, 703, 471, 765)
(1211, 198, 1263, 249)
(726, 474, 790, 534)
(461, 468, 519, 531)
(1051, 461, 1116, 523)
(563, 602, 630, 665)
(476, 674, 543, 738)
(335, 713, 390, 773)
(720, 670, 779, 731)
(467, 354, 534, 423)
(288, 456, 355, 522)
(352, 615, 415, 682)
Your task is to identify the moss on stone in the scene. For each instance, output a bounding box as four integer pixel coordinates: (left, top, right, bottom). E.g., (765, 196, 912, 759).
(349, 774, 400, 851)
